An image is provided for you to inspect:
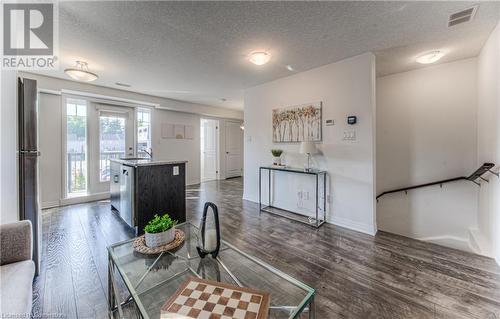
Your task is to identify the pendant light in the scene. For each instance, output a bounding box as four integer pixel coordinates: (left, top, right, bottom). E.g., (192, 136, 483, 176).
(64, 61, 98, 82)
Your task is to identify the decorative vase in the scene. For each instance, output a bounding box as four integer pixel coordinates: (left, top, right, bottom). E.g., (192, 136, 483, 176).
(145, 227, 176, 248)
(273, 156, 281, 165)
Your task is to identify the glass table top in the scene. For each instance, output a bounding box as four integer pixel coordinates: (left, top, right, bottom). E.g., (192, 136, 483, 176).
(108, 222, 315, 319)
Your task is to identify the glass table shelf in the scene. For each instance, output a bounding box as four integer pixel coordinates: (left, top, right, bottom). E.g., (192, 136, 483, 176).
(108, 222, 316, 319)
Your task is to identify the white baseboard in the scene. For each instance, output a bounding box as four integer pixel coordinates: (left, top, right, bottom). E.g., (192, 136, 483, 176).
(41, 200, 60, 209)
(242, 194, 255, 203)
(416, 235, 477, 254)
(330, 215, 376, 236)
(468, 228, 493, 257)
(59, 192, 110, 207)
(244, 195, 376, 236)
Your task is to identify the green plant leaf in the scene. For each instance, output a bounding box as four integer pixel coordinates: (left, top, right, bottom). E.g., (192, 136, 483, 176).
(144, 213, 178, 234)
(271, 149, 283, 157)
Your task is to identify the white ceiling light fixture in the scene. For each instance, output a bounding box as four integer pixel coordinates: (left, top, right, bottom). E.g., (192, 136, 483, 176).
(286, 65, 294, 71)
(64, 61, 98, 82)
(416, 51, 445, 64)
(249, 51, 271, 66)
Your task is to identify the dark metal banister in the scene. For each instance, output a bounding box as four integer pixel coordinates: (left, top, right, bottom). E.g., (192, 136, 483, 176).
(376, 163, 497, 201)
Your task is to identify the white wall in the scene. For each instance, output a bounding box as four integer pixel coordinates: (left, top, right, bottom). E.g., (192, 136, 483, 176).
(0, 70, 19, 223)
(376, 59, 479, 251)
(477, 21, 500, 262)
(25, 73, 243, 208)
(152, 108, 201, 185)
(244, 53, 377, 235)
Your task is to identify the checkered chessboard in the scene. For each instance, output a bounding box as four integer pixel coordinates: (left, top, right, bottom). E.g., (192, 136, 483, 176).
(161, 277, 269, 319)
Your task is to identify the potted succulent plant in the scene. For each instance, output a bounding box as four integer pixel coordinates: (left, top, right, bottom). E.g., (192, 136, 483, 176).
(271, 149, 283, 165)
(144, 214, 178, 248)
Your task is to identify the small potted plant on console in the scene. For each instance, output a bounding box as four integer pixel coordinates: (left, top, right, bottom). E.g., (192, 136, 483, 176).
(144, 214, 178, 248)
(271, 149, 283, 166)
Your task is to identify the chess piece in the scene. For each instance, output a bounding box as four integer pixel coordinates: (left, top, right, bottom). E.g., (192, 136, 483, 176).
(196, 202, 221, 258)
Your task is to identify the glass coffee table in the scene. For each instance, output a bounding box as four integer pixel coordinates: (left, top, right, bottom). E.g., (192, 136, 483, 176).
(108, 222, 315, 319)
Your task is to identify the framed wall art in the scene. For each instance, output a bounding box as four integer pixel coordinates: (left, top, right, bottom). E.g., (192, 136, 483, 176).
(272, 102, 322, 143)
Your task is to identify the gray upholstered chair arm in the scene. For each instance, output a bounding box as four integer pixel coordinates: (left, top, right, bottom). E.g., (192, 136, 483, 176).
(0, 220, 32, 266)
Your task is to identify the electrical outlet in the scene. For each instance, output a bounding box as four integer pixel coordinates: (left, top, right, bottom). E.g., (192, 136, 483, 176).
(297, 191, 303, 208)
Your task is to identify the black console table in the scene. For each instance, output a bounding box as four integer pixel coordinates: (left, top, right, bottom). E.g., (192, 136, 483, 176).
(259, 166, 327, 228)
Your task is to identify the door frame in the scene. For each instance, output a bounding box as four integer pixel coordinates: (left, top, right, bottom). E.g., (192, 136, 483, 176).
(200, 118, 220, 182)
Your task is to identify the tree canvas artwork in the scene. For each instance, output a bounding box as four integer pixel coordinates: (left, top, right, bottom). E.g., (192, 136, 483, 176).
(272, 102, 322, 143)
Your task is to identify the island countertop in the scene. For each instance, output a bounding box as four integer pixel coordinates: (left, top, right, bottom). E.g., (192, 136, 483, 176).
(110, 158, 188, 167)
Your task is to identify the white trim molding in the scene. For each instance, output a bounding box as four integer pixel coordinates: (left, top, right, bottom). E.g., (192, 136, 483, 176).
(468, 228, 493, 257)
(416, 235, 477, 255)
(41, 200, 60, 209)
(330, 215, 377, 236)
(242, 195, 377, 236)
(61, 89, 159, 108)
(60, 192, 110, 207)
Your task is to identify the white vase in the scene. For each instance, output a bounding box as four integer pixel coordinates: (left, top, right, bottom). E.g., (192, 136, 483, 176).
(145, 227, 176, 247)
(273, 156, 281, 165)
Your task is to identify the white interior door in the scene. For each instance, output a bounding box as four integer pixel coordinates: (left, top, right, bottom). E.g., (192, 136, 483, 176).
(225, 121, 243, 178)
(201, 119, 218, 181)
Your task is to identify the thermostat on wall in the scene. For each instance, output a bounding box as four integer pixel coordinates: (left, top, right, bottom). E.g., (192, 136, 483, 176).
(347, 116, 357, 125)
(325, 119, 334, 126)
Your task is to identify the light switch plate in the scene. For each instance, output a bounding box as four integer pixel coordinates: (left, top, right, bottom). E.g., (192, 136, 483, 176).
(343, 130, 357, 141)
(173, 166, 179, 175)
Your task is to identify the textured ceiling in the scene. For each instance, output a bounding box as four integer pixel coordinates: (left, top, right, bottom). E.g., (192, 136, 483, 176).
(34, 1, 500, 110)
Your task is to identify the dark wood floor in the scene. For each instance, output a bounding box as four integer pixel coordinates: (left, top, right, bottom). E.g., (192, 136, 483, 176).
(33, 177, 500, 319)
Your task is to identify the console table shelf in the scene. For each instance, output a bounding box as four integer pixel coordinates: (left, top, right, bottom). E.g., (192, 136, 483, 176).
(259, 166, 327, 228)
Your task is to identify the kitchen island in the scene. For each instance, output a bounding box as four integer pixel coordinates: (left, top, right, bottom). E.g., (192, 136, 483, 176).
(110, 158, 187, 235)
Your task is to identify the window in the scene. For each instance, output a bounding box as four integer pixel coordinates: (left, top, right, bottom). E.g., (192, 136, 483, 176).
(66, 99, 87, 195)
(137, 109, 151, 157)
(99, 114, 126, 182)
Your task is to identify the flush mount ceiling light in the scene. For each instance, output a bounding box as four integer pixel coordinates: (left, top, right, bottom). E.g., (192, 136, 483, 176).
(249, 51, 271, 66)
(416, 51, 445, 64)
(64, 61, 98, 82)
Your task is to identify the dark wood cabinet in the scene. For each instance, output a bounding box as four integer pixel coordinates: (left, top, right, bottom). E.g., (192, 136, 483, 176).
(133, 163, 186, 235)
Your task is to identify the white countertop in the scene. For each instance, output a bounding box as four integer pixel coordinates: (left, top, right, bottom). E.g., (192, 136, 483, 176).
(110, 158, 188, 167)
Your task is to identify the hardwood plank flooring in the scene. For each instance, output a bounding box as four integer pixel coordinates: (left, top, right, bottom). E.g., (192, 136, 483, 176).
(33, 177, 500, 318)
